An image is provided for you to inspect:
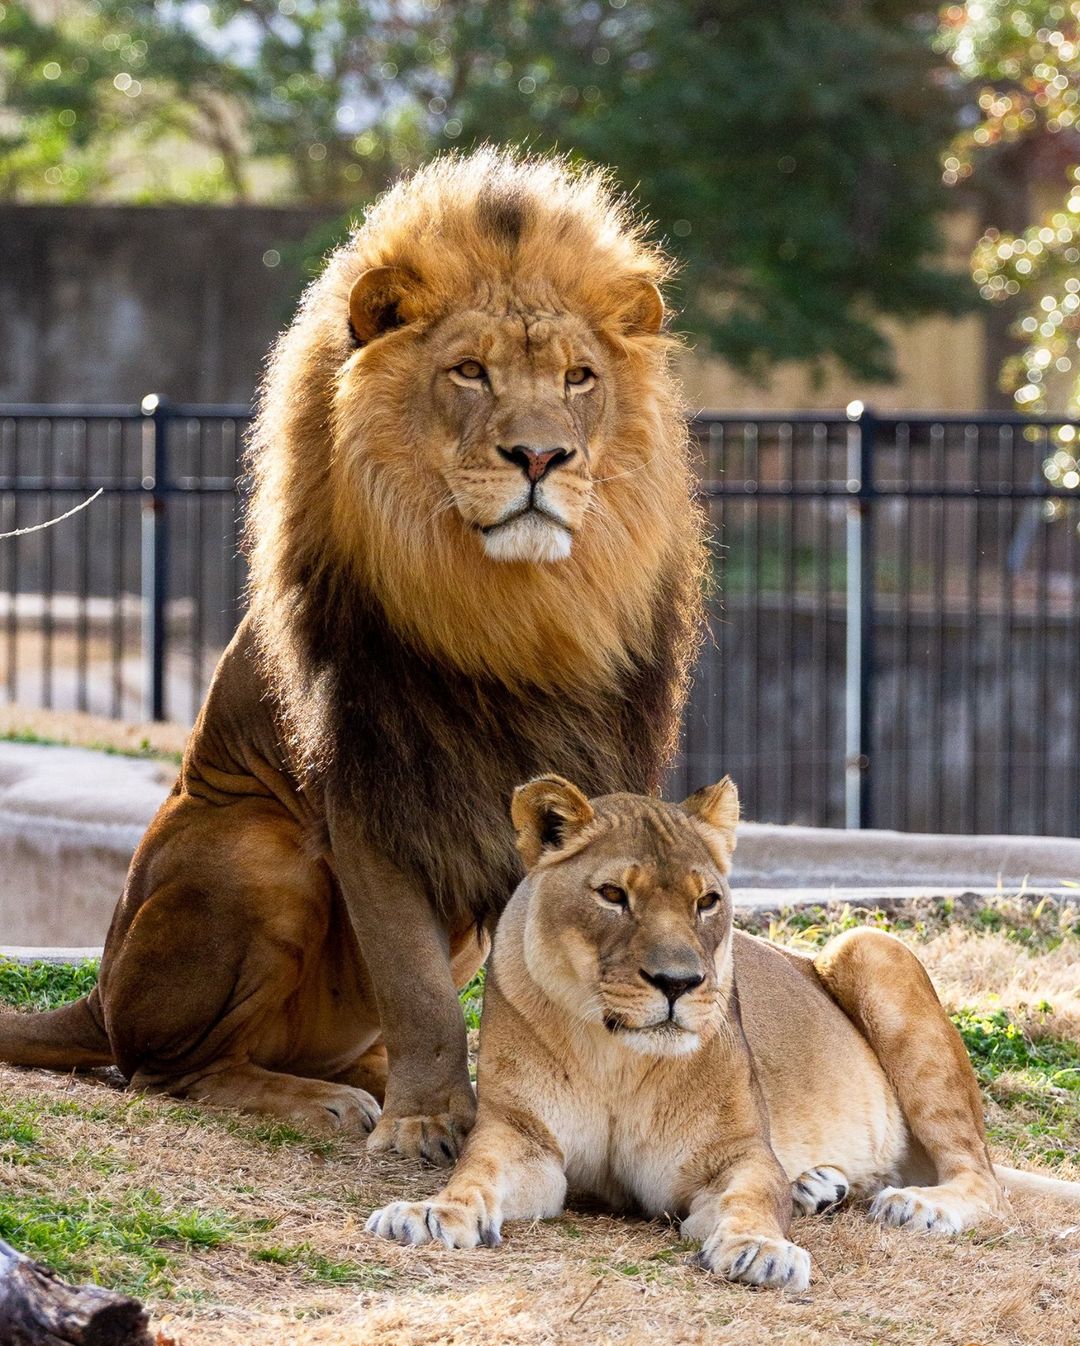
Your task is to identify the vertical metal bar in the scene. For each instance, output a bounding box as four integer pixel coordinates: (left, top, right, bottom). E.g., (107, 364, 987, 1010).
(109, 419, 124, 719)
(965, 424, 981, 833)
(191, 419, 205, 723)
(930, 423, 947, 831)
(141, 394, 169, 722)
(844, 403, 876, 829)
(896, 420, 913, 829)
(41, 418, 54, 708)
(1033, 427, 1051, 834)
(996, 426, 1015, 832)
(747, 424, 762, 817)
(2, 417, 16, 703)
(779, 421, 795, 823)
(76, 418, 90, 713)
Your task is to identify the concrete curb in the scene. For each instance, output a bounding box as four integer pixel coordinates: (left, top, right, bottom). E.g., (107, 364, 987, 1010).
(2, 740, 1078, 948)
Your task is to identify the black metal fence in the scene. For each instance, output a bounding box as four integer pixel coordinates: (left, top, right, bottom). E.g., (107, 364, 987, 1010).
(2, 399, 1079, 838)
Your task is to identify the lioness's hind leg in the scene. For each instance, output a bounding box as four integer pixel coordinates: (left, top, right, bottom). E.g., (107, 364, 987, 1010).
(814, 928, 1007, 1232)
(791, 1166, 850, 1217)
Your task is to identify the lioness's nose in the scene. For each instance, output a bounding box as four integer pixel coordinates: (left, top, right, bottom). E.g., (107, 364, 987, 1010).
(640, 968, 705, 1004)
(497, 444, 574, 483)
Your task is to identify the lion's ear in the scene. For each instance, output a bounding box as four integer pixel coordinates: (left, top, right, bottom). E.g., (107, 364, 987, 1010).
(681, 776, 739, 856)
(348, 265, 417, 344)
(614, 278, 665, 336)
(511, 775, 595, 869)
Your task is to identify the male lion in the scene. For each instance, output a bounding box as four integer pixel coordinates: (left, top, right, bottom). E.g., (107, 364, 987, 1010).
(0, 152, 703, 1163)
(368, 776, 1080, 1285)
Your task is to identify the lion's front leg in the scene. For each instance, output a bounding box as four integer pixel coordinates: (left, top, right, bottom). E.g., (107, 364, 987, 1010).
(327, 807, 476, 1166)
(681, 1140, 811, 1292)
(367, 1113, 567, 1248)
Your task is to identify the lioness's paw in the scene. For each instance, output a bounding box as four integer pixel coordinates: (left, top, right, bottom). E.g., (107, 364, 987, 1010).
(365, 1198, 501, 1249)
(367, 1112, 468, 1166)
(792, 1166, 850, 1217)
(869, 1184, 987, 1234)
(695, 1234, 811, 1291)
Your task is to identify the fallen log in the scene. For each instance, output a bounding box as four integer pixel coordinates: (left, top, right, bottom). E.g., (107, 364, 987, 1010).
(0, 1238, 153, 1346)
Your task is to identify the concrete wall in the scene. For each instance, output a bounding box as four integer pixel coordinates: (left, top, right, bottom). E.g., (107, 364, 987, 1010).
(0, 205, 339, 405)
(0, 203, 995, 412)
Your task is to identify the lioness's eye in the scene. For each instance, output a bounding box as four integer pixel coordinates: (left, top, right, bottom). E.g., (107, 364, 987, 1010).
(566, 366, 595, 389)
(453, 360, 486, 381)
(698, 891, 722, 913)
(596, 884, 629, 909)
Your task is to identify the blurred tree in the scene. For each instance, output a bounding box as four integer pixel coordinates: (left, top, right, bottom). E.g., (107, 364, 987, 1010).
(941, 0, 1080, 430)
(1, 0, 969, 379)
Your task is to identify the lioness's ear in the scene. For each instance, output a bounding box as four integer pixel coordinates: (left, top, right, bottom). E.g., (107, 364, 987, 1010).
(348, 265, 417, 344)
(511, 775, 595, 869)
(614, 278, 665, 336)
(681, 776, 739, 855)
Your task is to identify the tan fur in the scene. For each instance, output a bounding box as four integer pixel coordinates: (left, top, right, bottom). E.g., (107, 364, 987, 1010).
(367, 777, 1072, 1289)
(0, 151, 703, 1166)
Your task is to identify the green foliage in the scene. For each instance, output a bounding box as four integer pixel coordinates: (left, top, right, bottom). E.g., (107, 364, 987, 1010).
(942, 3, 1080, 422)
(0, 0, 969, 379)
(953, 1006, 1080, 1083)
(0, 959, 100, 1012)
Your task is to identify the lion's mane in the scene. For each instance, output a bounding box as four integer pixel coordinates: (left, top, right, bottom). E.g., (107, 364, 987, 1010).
(244, 149, 705, 925)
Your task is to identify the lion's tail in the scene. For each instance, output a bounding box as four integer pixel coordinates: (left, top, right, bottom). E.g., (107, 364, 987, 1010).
(0, 990, 113, 1070)
(995, 1164, 1080, 1205)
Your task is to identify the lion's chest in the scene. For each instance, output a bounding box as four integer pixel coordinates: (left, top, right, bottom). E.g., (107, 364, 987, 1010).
(558, 1084, 698, 1218)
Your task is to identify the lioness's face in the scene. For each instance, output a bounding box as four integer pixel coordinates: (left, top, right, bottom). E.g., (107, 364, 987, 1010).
(426, 310, 608, 565)
(510, 777, 740, 1058)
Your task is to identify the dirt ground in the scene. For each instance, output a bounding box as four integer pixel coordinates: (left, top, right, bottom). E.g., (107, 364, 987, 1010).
(2, 911, 1079, 1346)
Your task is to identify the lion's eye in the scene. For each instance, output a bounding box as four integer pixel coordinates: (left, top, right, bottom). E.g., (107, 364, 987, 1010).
(698, 891, 722, 914)
(453, 360, 487, 382)
(565, 366, 595, 389)
(596, 884, 629, 909)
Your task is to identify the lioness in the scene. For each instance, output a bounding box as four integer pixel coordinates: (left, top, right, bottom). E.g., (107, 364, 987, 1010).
(0, 151, 703, 1164)
(368, 776, 1079, 1288)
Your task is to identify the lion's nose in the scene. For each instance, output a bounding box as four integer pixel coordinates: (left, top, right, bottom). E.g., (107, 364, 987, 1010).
(639, 968, 705, 1004)
(497, 444, 574, 483)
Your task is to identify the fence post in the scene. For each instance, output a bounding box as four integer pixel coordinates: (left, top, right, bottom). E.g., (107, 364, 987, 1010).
(844, 401, 876, 829)
(140, 394, 169, 722)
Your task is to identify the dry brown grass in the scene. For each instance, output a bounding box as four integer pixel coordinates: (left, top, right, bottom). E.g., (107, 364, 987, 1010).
(2, 912, 1079, 1346)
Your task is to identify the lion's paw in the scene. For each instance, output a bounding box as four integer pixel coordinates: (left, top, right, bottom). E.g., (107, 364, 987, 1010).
(294, 1082, 381, 1134)
(869, 1183, 986, 1234)
(365, 1198, 501, 1249)
(367, 1112, 469, 1166)
(792, 1166, 850, 1217)
(695, 1234, 811, 1291)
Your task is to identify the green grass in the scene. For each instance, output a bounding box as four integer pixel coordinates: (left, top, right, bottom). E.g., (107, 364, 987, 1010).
(0, 958, 100, 1011)
(460, 966, 485, 1030)
(0, 1189, 245, 1295)
(743, 893, 1079, 956)
(253, 1243, 395, 1288)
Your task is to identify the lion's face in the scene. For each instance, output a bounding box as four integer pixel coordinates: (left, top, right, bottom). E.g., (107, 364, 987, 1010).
(335, 263, 666, 572)
(509, 776, 740, 1058)
(425, 308, 609, 565)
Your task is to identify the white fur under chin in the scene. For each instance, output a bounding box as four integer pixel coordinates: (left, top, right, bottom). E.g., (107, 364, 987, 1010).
(618, 1026, 702, 1058)
(481, 513, 572, 564)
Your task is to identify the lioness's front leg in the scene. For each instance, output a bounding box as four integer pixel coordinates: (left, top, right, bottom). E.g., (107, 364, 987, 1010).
(327, 809, 476, 1165)
(681, 1139, 811, 1291)
(366, 1112, 566, 1247)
